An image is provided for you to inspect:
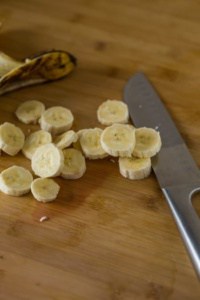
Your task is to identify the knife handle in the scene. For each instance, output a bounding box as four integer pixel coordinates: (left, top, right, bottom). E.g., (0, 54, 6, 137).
(163, 184, 200, 279)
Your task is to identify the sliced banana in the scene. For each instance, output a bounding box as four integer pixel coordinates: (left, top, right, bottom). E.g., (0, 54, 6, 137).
(119, 156, 151, 180)
(31, 178, 60, 202)
(0, 165, 33, 196)
(22, 130, 52, 159)
(39, 106, 74, 135)
(54, 130, 78, 149)
(31, 143, 64, 178)
(100, 124, 135, 157)
(133, 127, 162, 158)
(0, 122, 25, 156)
(73, 129, 89, 151)
(97, 99, 129, 125)
(61, 148, 86, 179)
(15, 100, 45, 124)
(80, 128, 108, 159)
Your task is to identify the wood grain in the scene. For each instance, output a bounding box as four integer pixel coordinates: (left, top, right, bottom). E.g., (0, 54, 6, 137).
(0, 0, 200, 299)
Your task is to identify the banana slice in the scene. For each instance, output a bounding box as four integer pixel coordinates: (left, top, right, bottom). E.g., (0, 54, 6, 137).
(54, 130, 78, 149)
(22, 130, 52, 159)
(119, 156, 151, 180)
(39, 106, 74, 135)
(0, 165, 33, 196)
(31, 178, 60, 202)
(61, 148, 86, 179)
(100, 124, 135, 157)
(80, 128, 108, 159)
(15, 100, 45, 124)
(0, 122, 25, 156)
(31, 143, 64, 178)
(97, 100, 129, 125)
(73, 129, 89, 151)
(133, 127, 162, 158)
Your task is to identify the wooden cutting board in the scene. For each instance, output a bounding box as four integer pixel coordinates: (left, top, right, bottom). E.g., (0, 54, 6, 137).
(0, 0, 200, 299)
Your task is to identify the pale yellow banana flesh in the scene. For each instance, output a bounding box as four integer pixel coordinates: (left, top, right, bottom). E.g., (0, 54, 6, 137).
(31, 178, 60, 202)
(0, 72, 163, 203)
(97, 99, 129, 125)
(133, 127, 162, 158)
(61, 148, 86, 179)
(31, 143, 64, 178)
(0, 165, 33, 196)
(100, 124, 136, 157)
(15, 100, 45, 124)
(80, 128, 108, 159)
(39, 106, 74, 135)
(54, 130, 78, 149)
(22, 130, 52, 160)
(0, 122, 25, 156)
(119, 156, 151, 180)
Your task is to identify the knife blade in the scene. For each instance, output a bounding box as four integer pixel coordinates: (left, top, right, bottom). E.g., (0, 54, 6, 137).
(124, 72, 200, 279)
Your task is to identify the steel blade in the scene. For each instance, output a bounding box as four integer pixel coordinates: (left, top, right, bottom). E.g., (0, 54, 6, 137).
(124, 72, 200, 188)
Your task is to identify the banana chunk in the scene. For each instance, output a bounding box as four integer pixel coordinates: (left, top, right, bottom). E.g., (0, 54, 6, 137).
(39, 106, 74, 135)
(15, 100, 45, 124)
(61, 148, 86, 179)
(80, 128, 108, 159)
(97, 100, 129, 125)
(119, 156, 151, 180)
(31, 143, 64, 178)
(133, 127, 162, 158)
(22, 130, 52, 159)
(54, 130, 78, 149)
(31, 178, 60, 202)
(0, 122, 25, 156)
(100, 124, 135, 157)
(73, 129, 89, 151)
(0, 165, 33, 196)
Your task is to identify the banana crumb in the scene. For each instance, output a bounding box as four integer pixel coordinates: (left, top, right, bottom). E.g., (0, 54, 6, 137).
(39, 216, 49, 223)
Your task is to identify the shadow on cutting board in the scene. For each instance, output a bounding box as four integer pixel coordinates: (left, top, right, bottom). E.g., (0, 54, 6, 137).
(0, 28, 43, 59)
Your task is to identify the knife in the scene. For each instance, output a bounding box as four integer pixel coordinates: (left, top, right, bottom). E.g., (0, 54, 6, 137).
(124, 72, 200, 279)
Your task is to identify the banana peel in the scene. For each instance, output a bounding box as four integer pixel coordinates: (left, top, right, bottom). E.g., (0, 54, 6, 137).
(0, 50, 77, 95)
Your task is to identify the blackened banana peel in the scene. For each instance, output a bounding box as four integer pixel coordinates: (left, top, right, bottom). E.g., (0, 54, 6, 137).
(0, 50, 77, 95)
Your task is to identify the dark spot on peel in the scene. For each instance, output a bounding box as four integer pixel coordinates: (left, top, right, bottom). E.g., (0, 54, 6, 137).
(0, 255, 4, 259)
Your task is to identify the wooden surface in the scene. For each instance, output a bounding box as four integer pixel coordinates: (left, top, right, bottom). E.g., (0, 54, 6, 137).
(0, 0, 200, 299)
